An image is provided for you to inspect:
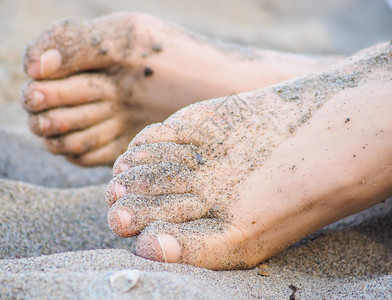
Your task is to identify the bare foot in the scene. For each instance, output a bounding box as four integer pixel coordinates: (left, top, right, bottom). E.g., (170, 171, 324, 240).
(22, 12, 334, 166)
(106, 42, 392, 269)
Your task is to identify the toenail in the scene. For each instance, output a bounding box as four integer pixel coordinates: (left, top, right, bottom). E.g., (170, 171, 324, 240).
(157, 234, 181, 263)
(120, 163, 130, 172)
(32, 91, 45, 107)
(38, 116, 51, 133)
(117, 209, 132, 229)
(40, 49, 62, 77)
(135, 234, 181, 263)
(115, 182, 127, 199)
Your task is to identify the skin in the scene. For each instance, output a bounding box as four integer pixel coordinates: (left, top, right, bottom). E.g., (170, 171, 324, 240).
(106, 41, 392, 270)
(21, 12, 391, 270)
(22, 12, 335, 166)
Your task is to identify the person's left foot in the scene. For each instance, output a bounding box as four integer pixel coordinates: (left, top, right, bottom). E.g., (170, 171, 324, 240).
(106, 42, 392, 270)
(21, 12, 334, 166)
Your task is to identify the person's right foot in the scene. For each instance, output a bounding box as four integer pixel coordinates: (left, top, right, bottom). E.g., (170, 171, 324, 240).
(106, 42, 392, 270)
(22, 12, 335, 166)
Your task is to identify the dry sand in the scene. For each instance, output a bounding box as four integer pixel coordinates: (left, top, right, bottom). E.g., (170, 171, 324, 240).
(0, 167, 391, 299)
(0, 0, 392, 298)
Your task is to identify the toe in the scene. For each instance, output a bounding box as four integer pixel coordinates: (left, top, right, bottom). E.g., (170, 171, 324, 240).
(128, 100, 230, 148)
(134, 220, 262, 270)
(28, 102, 114, 137)
(129, 123, 183, 148)
(44, 118, 126, 156)
(107, 193, 208, 237)
(22, 73, 118, 113)
(106, 162, 195, 204)
(67, 135, 132, 166)
(23, 14, 136, 79)
(113, 142, 203, 176)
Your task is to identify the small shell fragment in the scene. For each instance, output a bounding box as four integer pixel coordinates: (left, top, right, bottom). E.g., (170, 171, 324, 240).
(109, 269, 140, 293)
(257, 264, 271, 277)
(258, 270, 271, 277)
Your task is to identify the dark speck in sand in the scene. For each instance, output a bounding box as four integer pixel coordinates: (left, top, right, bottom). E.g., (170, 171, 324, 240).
(144, 67, 154, 77)
(345, 117, 351, 123)
(289, 284, 298, 300)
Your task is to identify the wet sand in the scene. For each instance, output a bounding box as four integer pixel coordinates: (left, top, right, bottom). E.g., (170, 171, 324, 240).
(1, 0, 391, 298)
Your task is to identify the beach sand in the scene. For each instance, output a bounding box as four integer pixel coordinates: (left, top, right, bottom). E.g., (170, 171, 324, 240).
(0, 0, 391, 298)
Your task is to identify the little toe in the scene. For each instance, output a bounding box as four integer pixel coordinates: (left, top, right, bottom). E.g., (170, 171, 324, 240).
(44, 118, 126, 156)
(106, 162, 195, 204)
(129, 123, 183, 148)
(28, 102, 114, 137)
(22, 73, 118, 113)
(128, 103, 219, 148)
(113, 142, 203, 176)
(107, 193, 208, 237)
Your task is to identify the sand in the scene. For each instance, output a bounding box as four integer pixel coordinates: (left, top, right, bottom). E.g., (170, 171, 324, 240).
(1, 0, 392, 298)
(0, 166, 391, 299)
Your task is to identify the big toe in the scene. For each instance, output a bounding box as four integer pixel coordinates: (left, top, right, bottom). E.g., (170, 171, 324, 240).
(23, 13, 135, 79)
(134, 219, 261, 270)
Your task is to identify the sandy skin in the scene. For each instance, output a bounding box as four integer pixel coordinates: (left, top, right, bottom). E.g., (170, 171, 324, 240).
(106, 42, 392, 270)
(21, 12, 335, 166)
(20, 12, 392, 270)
